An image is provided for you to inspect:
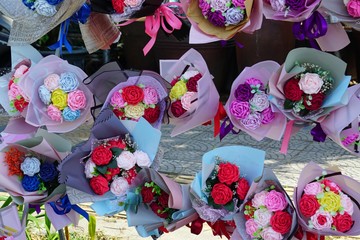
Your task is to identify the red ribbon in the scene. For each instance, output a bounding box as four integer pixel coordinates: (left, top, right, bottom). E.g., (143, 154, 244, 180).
(214, 102, 227, 137)
(208, 221, 231, 239)
(187, 218, 205, 235)
(306, 232, 325, 240)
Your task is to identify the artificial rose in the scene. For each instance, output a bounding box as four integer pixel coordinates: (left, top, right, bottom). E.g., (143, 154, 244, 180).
(181, 91, 196, 111)
(254, 208, 273, 227)
(347, 0, 360, 17)
(211, 183, 233, 205)
(39, 85, 51, 105)
(260, 227, 283, 240)
(112, 0, 125, 13)
(303, 92, 325, 111)
(62, 107, 80, 122)
(44, 73, 60, 91)
(143, 105, 160, 124)
(171, 100, 187, 117)
(150, 202, 169, 218)
(333, 212, 353, 232)
(143, 87, 159, 105)
(229, 100, 250, 119)
(113, 109, 125, 118)
(84, 159, 97, 178)
(108, 139, 126, 149)
(304, 182, 323, 196)
(321, 179, 341, 194)
(241, 112, 262, 130)
(311, 211, 333, 230)
(22, 175, 40, 192)
(110, 91, 127, 108)
(252, 191, 269, 208)
(270, 0, 286, 11)
(199, 0, 211, 15)
(92, 145, 113, 166)
(217, 162, 239, 185)
(67, 90, 86, 111)
(236, 178, 250, 200)
(122, 85, 144, 105)
(233, 0, 245, 7)
(270, 211, 292, 234)
(299, 194, 320, 217)
(250, 92, 270, 112)
(318, 191, 341, 213)
(20, 157, 41, 177)
(245, 219, 259, 238)
(207, 10, 226, 27)
(51, 89, 68, 110)
(47, 104, 62, 122)
(13, 97, 29, 112)
(225, 7, 244, 25)
(234, 83, 254, 102)
(261, 107, 275, 124)
(39, 162, 57, 182)
(110, 177, 129, 196)
(90, 175, 110, 195)
(59, 72, 79, 92)
(8, 83, 23, 100)
(14, 65, 29, 78)
(124, 0, 142, 7)
(134, 150, 151, 167)
(284, 78, 303, 101)
(186, 73, 202, 92)
(341, 194, 354, 215)
(285, 0, 306, 11)
(124, 103, 145, 119)
(104, 168, 121, 181)
(245, 78, 264, 90)
(170, 76, 180, 86)
(170, 80, 187, 100)
(116, 151, 136, 170)
(298, 73, 324, 95)
(210, 0, 230, 12)
(141, 186, 154, 203)
(158, 191, 170, 207)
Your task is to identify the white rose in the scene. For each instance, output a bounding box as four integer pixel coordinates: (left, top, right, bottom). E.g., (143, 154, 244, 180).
(134, 150, 151, 167)
(260, 227, 283, 240)
(298, 73, 324, 94)
(20, 157, 41, 176)
(252, 191, 268, 208)
(116, 151, 136, 170)
(84, 159, 96, 178)
(253, 208, 273, 227)
(124, 104, 145, 120)
(110, 177, 129, 196)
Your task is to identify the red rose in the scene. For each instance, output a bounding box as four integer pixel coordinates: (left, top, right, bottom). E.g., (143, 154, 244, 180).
(321, 179, 341, 194)
(171, 77, 180, 86)
(170, 100, 187, 118)
(112, 0, 125, 13)
(158, 191, 169, 207)
(333, 212, 353, 232)
(217, 162, 239, 185)
(303, 92, 325, 111)
(270, 211, 292, 234)
(104, 168, 120, 181)
(211, 183, 233, 205)
(244, 201, 255, 220)
(150, 202, 169, 219)
(113, 108, 125, 118)
(141, 186, 154, 203)
(236, 178, 249, 200)
(143, 105, 160, 124)
(284, 78, 303, 101)
(90, 175, 110, 195)
(13, 97, 28, 112)
(186, 73, 202, 92)
(121, 85, 144, 105)
(299, 194, 320, 217)
(108, 139, 126, 149)
(91, 146, 113, 166)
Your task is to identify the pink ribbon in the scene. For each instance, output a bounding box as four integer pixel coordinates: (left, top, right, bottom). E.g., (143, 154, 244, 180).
(280, 120, 294, 154)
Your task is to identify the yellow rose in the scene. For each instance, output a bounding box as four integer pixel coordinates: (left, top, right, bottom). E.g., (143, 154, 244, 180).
(170, 80, 187, 100)
(51, 89, 68, 110)
(124, 103, 145, 119)
(318, 191, 341, 212)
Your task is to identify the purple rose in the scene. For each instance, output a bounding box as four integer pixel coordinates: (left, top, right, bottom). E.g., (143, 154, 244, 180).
(199, 0, 211, 15)
(207, 10, 226, 27)
(234, 83, 254, 101)
(230, 100, 250, 119)
(245, 78, 264, 90)
(241, 112, 262, 130)
(261, 107, 275, 124)
(232, 0, 246, 8)
(285, 0, 306, 11)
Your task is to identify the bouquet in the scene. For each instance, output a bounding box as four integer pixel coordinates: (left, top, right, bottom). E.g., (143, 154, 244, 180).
(294, 162, 360, 237)
(225, 61, 286, 141)
(164, 49, 220, 137)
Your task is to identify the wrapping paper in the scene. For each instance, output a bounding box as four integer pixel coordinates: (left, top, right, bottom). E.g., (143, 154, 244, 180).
(0, 204, 26, 239)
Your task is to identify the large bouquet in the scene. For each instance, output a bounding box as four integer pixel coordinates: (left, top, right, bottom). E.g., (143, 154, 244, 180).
(225, 61, 286, 141)
(294, 162, 360, 237)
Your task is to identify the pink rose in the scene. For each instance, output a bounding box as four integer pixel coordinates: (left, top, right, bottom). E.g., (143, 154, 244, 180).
(245, 219, 260, 237)
(265, 190, 288, 212)
(110, 177, 129, 196)
(68, 90, 86, 111)
(180, 91, 196, 111)
(47, 105, 62, 122)
(298, 73, 324, 94)
(8, 83, 23, 100)
(14, 65, 29, 78)
(134, 150, 151, 167)
(341, 194, 354, 215)
(252, 190, 269, 208)
(241, 112, 262, 130)
(116, 151, 136, 170)
(261, 107, 275, 124)
(143, 86, 159, 105)
(347, 0, 360, 17)
(254, 208, 273, 227)
(304, 182, 323, 196)
(249, 92, 270, 112)
(230, 100, 250, 119)
(310, 210, 333, 230)
(260, 227, 283, 240)
(270, 0, 286, 11)
(124, 0, 142, 7)
(110, 91, 126, 108)
(210, 0, 230, 12)
(84, 159, 96, 178)
(44, 74, 60, 92)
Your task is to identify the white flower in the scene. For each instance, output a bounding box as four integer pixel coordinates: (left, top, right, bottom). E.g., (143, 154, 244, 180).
(20, 157, 41, 176)
(134, 150, 151, 167)
(181, 70, 200, 80)
(253, 208, 273, 227)
(116, 151, 136, 170)
(298, 73, 324, 94)
(84, 159, 96, 178)
(110, 177, 129, 196)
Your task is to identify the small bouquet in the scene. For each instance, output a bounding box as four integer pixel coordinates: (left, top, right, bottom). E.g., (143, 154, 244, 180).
(22, 0, 65, 17)
(294, 162, 360, 237)
(225, 61, 286, 141)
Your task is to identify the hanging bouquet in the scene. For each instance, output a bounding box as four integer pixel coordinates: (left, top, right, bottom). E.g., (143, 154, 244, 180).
(225, 61, 286, 141)
(294, 162, 360, 237)
(22, 0, 65, 17)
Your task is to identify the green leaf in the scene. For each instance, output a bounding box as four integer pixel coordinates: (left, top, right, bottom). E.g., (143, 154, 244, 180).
(284, 99, 294, 109)
(223, 201, 235, 212)
(45, 215, 52, 235)
(96, 165, 108, 175)
(207, 197, 221, 209)
(111, 147, 123, 157)
(89, 215, 96, 240)
(107, 159, 118, 169)
(1, 197, 12, 208)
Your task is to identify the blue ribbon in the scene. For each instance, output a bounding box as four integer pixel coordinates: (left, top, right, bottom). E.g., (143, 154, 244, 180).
(49, 195, 89, 221)
(71, 3, 91, 24)
(219, 117, 240, 140)
(292, 11, 328, 49)
(310, 123, 327, 142)
(48, 19, 72, 55)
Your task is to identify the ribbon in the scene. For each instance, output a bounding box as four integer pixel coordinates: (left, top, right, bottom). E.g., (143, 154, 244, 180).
(292, 11, 328, 49)
(310, 123, 327, 142)
(187, 218, 205, 235)
(208, 221, 231, 239)
(29, 204, 41, 214)
(280, 120, 294, 154)
(49, 195, 89, 221)
(48, 19, 72, 55)
(214, 102, 227, 137)
(71, 3, 91, 24)
(306, 231, 325, 240)
(219, 117, 240, 141)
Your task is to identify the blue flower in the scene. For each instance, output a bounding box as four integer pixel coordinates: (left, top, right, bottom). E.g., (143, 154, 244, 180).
(38, 85, 51, 105)
(46, 0, 64, 5)
(22, 0, 35, 9)
(22, 175, 40, 192)
(59, 72, 79, 92)
(39, 162, 58, 182)
(62, 107, 80, 122)
(20, 157, 41, 177)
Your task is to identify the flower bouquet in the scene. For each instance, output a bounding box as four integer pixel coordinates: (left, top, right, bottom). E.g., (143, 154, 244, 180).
(189, 146, 265, 238)
(225, 61, 286, 141)
(125, 167, 198, 238)
(232, 168, 298, 239)
(164, 49, 220, 137)
(294, 162, 360, 237)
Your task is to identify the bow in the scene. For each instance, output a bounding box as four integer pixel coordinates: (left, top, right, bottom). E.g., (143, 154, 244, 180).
(48, 19, 72, 55)
(219, 117, 241, 140)
(214, 102, 228, 137)
(49, 195, 89, 221)
(310, 123, 327, 142)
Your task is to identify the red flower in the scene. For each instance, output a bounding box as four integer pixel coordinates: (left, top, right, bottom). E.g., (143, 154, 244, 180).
(4, 147, 24, 176)
(13, 97, 28, 112)
(112, 0, 125, 13)
(8, 77, 14, 89)
(108, 139, 126, 149)
(123, 168, 137, 184)
(284, 78, 303, 101)
(141, 186, 154, 203)
(158, 191, 169, 207)
(303, 92, 325, 111)
(171, 77, 180, 86)
(186, 73, 202, 92)
(211, 183, 233, 205)
(90, 176, 110, 195)
(333, 212, 353, 232)
(299, 194, 320, 217)
(270, 211, 292, 234)
(91, 145, 113, 166)
(217, 162, 239, 185)
(113, 108, 124, 118)
(121, 85, 144, 105)
(143, 105, 160, 124)
(236, 178, 249, 200)
(170, 100, 187, 117)
(321, 179, 341, 194)
(244, 201, 255, 220)
(104, 168, 120, 181)
(150, 202, 169, 219)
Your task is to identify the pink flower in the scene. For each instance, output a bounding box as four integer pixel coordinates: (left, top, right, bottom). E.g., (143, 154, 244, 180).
(250, 92, 270, 112)
(232, 0, 246, 8)
(47, 105, 62, 122)
(245, 219, 260, 237)
(265, 190, 288, 212)
(252, 190, 269, 208)
(260, 227, 283, 240)
(254, 208, 273, 227)
(110, 177, 129, 196)
(298, 73, 323, 94)
(8, 83, 23, 100)
(84, 159, 96, 178)
(241, 112, 262, 130)
(261, 107, 275, 124)
(134, 150, 151, 167)
(68, 90, 86, 111)
(44, 73, 60, 92)
(310, 210, 333, 230)
(270, 0, 286, 12)
(180, 91, 196, 111)
(14, 65, 29, 78)
(110, 91, 126, 108)
(347, 0, 360, 17)
(230, 100, 250, 119)
(341, 194, 354, 215)
(116, 151, 136, 170)
(210, 0, 230, 12)
(304, 182, 323, 196)
(143, 86, 159, 105)
(124, 0, 142, 7)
